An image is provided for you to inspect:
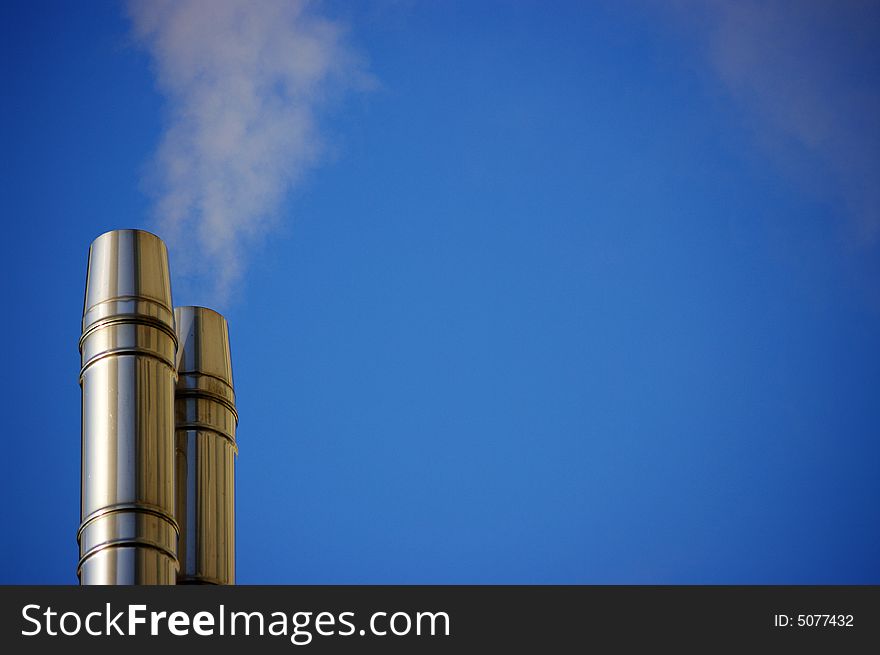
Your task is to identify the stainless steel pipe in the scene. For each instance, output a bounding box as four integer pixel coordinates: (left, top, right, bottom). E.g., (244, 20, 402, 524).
(174, 306, 238, 585)
(78, 229, 179, 584)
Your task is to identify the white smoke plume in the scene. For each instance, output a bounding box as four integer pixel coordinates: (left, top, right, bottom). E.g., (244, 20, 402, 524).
(128, 0, 367, 303)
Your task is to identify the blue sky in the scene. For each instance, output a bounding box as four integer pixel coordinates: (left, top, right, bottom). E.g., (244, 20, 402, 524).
(2, 1, 879, 584)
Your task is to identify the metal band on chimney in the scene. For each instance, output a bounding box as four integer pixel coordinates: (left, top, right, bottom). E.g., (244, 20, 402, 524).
(174, 306, 238, 585)
(78, 229, 179, 585)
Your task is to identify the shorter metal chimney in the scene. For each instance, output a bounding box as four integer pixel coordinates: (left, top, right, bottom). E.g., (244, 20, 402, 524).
(174, 306, 238, 584)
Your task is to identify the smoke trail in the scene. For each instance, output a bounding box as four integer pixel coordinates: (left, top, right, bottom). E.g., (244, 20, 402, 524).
(128, 0, 367, 303)
(668, 1, 880, 244)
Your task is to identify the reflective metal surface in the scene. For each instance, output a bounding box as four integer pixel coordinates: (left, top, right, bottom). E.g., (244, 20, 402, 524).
(174, 306, 238, 585)
(79, 229, 179, 585)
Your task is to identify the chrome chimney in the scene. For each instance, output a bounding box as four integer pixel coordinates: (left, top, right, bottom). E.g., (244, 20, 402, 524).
(174, 306, 238, 584)
(78, 229, 179, 584)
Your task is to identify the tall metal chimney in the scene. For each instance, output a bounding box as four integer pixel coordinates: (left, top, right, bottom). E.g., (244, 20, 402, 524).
(78, 229, 179, 584)
(174, 306, 238, 584)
